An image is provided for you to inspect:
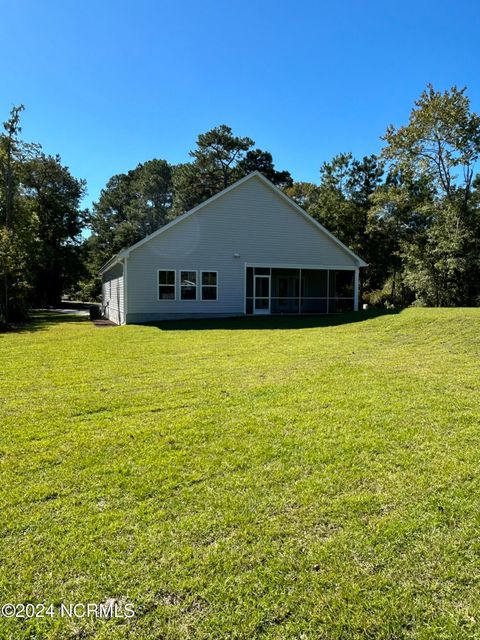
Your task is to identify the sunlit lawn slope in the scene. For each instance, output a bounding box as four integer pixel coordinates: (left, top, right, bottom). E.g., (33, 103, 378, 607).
(0, 308, 479, 639)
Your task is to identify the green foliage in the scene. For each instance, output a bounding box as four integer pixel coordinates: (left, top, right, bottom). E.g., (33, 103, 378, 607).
(368, 168, 435, 305)
(401, 202, 478, 306)
(289, 86, 480, 308)
(22, 154, 87, 306)
(236, 149, 293, 187)
(383, 85, 480, 204)
(0, 105, 34, 322)
(382, 85, 480, 305)
(171, 124, 254, 215)
(171, 160, 216, 214)
(313, 153, 384, 257)
(190, 123, 254, 190)
(363, 276, 404, 309)
(284, 180, 321, 210)
(0, 226, 32, 321)
(0, 106, 87, 321)
(89, 159, 173, 275)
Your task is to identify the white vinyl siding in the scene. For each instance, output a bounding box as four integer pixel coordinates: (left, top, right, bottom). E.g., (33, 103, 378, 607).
(102, 262, 124, 324)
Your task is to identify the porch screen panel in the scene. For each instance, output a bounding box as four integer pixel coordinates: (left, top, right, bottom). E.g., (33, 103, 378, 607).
(328, 270, 355, 312)
(271, 269, 300, 314)
(300, 269, 328, 313)
(254, 276, 270, 310)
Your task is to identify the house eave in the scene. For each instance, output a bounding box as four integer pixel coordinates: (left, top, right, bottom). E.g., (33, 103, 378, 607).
(99, 251, 128, 275)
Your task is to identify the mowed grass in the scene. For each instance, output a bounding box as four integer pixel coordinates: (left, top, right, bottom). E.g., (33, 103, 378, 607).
(0, 309, 479, 639)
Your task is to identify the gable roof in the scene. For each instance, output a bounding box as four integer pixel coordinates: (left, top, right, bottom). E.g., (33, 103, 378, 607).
(99, 171, 367, 274)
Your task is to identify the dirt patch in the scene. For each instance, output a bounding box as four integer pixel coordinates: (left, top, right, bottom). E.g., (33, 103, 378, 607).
(93, 318, 117, 327)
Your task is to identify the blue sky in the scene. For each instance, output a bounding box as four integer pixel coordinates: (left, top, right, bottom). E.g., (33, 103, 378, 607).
(2, 0, 480, 209)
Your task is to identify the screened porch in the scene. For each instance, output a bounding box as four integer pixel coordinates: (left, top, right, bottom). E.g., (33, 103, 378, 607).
(245, 266, 356, 315)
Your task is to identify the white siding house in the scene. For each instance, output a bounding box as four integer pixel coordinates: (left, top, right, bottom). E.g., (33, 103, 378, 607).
(101, 261, 125, 324)
(100, 172, 367, 325)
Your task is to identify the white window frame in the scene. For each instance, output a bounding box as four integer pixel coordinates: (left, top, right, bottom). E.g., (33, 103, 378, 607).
(200, 271, 218, 302)
(180, 269, 198, 301)
(157, 269, 176, 301)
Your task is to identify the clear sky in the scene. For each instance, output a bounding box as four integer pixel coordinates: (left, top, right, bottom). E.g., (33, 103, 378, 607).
(1, 0, 479, 208)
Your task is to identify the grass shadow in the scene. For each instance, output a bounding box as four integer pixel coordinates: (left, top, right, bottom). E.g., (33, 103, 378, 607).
(143, 309, 402, 331)
(2, 310, 90, 334)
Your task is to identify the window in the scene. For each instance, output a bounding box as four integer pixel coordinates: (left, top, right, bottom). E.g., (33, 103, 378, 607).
(201, 271, 217, 300)
(180, 271, 197, 300)
(158, 270, 175, 300)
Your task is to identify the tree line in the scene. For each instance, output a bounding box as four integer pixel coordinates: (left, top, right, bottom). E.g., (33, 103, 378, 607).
(0, 106, 86, 323)
(1, 84, 479, 325)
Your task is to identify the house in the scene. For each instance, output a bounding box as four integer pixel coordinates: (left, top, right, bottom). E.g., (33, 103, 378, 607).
(100, 172, 367, 325)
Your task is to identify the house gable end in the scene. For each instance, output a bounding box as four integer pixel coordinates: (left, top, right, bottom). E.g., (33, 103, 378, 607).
(125, 173, 366, 267)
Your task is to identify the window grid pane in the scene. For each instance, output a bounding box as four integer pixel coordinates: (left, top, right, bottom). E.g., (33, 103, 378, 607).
(202, 286, 217, 300)
(202, 272, 217, 286)
(158, 270, 175, 300)
(201, 272, 217, 301)
(181, 271, 197, 300)
(159, 270, 175, 285)
(159, 286, 175, 300)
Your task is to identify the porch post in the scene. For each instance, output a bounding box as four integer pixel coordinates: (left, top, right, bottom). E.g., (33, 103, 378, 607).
(326, 269, 330, 313)
(354, 268, 359, 311)
(299, 268, 301, 314)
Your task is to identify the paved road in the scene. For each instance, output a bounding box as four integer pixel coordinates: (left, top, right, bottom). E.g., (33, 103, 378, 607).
(51, 308, 89, 316)
(32, 307, 90, 317)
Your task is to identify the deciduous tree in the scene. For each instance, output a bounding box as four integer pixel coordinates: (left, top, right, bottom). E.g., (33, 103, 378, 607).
(382, 85, 480, 305)
(22, 154, 87, 306)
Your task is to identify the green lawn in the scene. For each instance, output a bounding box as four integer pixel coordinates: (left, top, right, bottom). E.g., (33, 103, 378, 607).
(1, 309, 479, 639)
